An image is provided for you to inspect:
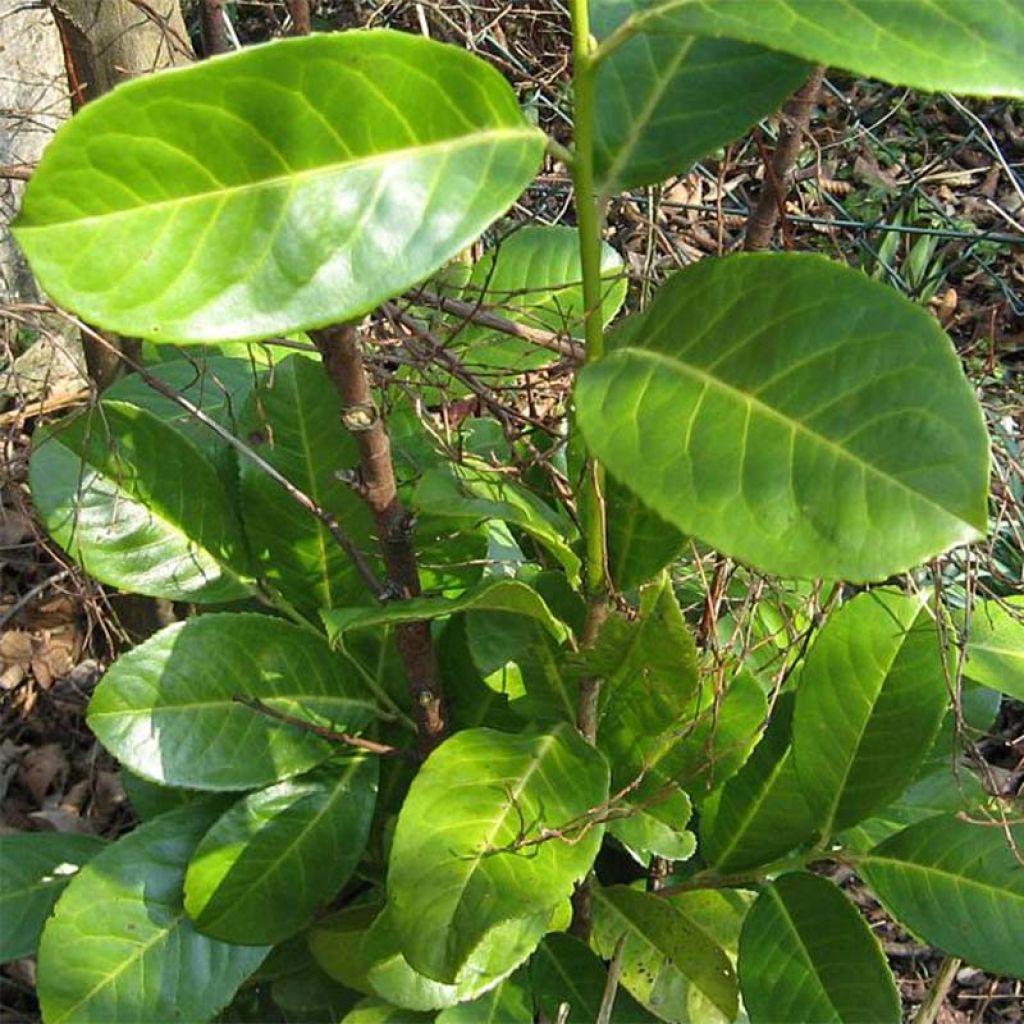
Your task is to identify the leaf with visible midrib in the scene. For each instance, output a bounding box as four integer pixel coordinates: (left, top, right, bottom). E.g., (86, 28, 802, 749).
(860, 815, 1024, 978)
(576, 254, 989, 582)
(14, 32, 545, 342)
(600, 0, 1024, 98)
(963, 596, 1024, 700)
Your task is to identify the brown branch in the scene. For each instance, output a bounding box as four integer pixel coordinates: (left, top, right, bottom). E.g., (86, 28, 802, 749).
(288, 0, 312, 35)
(198, 0, 231, 56)
(232, 695, 405, 758)
(310, 324, 447, 758)
(744, 66, 826, 252)
(0, 164, 34, 182)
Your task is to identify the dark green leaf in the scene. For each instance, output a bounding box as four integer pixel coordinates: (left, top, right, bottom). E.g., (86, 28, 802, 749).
(0, 833, 105, 963)
(122, 772, 200, 821)
(576, 254, 989, 581)
(593, 0, 808, 192)
(591, 884, 738, 1022)
(388, 725, 609, 982)
(738, 872, 899, 1023)
(603, 0, 1024, 98)
(793, 590, 949, 834)
(36, 801, 268, 1023)
(861, 815, 1024, 978)
(605, 475, 687, 592)
(89, 614, 378, 789)
(15, 32, 545, 342)
(308, 901, 382, 995)
(185, 757, 378, 944)
(30, 401, 254, 602)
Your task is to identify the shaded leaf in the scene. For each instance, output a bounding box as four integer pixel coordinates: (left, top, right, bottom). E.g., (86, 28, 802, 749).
(605, 475, 687, 592)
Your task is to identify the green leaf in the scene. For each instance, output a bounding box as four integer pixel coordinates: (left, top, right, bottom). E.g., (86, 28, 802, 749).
(15, 31, 545, 343)
(792, 590, 949, 834)
(593, 0, 809, 192)
(341, 997, 432, 1024)
(239, 354, 377, 616)
(448, 225, 626, 373)
(0, 833, 105, 963)
(387, 724, 609, 983)
(184, 757, 378, 944)
(323, 578, 568, 645)
(575, 253, 989, 582)
(605, 475, 687, 592)
(738, 872, 900, 1023)
(437, 617, 521, 731)
(701, 693, 816, 873)
(89, 613, 378, 790)
(434, 972, 532, 1023)
(860, 814, 1024, 978)
(592, 884, 739, 1022)
(605, 0, 1024, 98)
(964, 596, 1024, 700)
(308, 901, 382, 996)
(36, 801, 268, 1024)
(530, 933, 657, 1024)
(30, 401, 254, 603)
(607, 778, 696, 866)
(121, 772, 201, 820)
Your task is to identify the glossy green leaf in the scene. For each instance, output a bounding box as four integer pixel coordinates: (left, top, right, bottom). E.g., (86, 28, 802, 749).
(702, 694, 816, 873)
(323, 578, 568, 646)
(592, 884, 738, 1022)
(530, 933, 657, 1024)
(89, 613, 378, 790)
(122, 772, 201, 821)
(576, 254, 989, 582)
(964, 596, 1024, 700)
(15, 32, 545, 342)
(36, 801, 268, 1024)
(738, 872, 899, 1023)
(793, 590, 949, 834)
(605, 475, 687, 591)
(607, 778, 696, 866)
(30, 400, 254, 603)
(388, 724, 609, 983)
(0, 833, 105, 963)
(184, 757, 377, 944)
(603, 0, 1024, 98)
(593, 0, 808, 192)
(861, 814, 1024, 978)
(434, 973, 532, 1023)
(448, 225, 626, 372)
(341, 997, 432, 1024)
(240, 354, 377, 616)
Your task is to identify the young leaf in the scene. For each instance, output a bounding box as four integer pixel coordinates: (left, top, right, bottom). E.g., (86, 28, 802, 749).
(0, 833, 105, 963)
(30, 401, 255, 603)
(530, 934, 657, 1024)
(860, 815, 1024, 978)
(239, 354, 377, 616)
(576, 254, 989, 582)
(89, 613, 379, 790)
(36, 801, 268, 1024)
(738, 872, 900, 1023)
(14, 31, 545, 342)
(434, 972, 533, 1023)
(792, 590, 949, 835)
(607, 777, 696, 867)
(701, 694, 817, 873)
(963, 596, 1024, 700)
(387, 725, 609, 983)
(593, 0, 808, 192)
(607, 0, 1024, 98)
(591, 884, 739, 1022)
(184, 757, 378, 945)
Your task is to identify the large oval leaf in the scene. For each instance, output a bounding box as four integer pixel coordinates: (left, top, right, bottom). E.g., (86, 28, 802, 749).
(591, 884, 739, 1023)
(14, 31, 545, 342)
(576, 254, 989, 581)
(88, 613, 379, 789)
(593, 0, 808, 192)
(36, 801, 268, 1024)
(792, 590, 949, 835)
(738, 872, 899, 1023)
(860, 814, 1024, 978)
(0, 833, 105, 963)
(30, 400, 255, 602)
(184, 757, 378, 944)
(603, 0, 1024, 98)
(387, 724, 609, 983)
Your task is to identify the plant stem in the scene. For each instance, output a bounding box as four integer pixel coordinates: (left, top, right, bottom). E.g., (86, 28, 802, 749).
(311, 324, 447, 759)
(912, 956, 961, 1024)
(596, 934, 626, 1024)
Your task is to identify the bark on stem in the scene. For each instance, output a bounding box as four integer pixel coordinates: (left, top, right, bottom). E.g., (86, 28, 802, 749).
(288, 0, 312, 35)
(744, 66, 826, 252)
(311, 324, 446, 758)
(198, 0, 231, 56)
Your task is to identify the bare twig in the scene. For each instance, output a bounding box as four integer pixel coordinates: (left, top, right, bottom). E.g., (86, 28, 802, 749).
(0, 163, 34, 181)
(311, 324, 447, 757)
(198, 0, 231, 56)
(596, 935, 626, 1024)
(912, 956, 962, 1024)
(745, 66, 827, 252)
(288, 0, 311, 35)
